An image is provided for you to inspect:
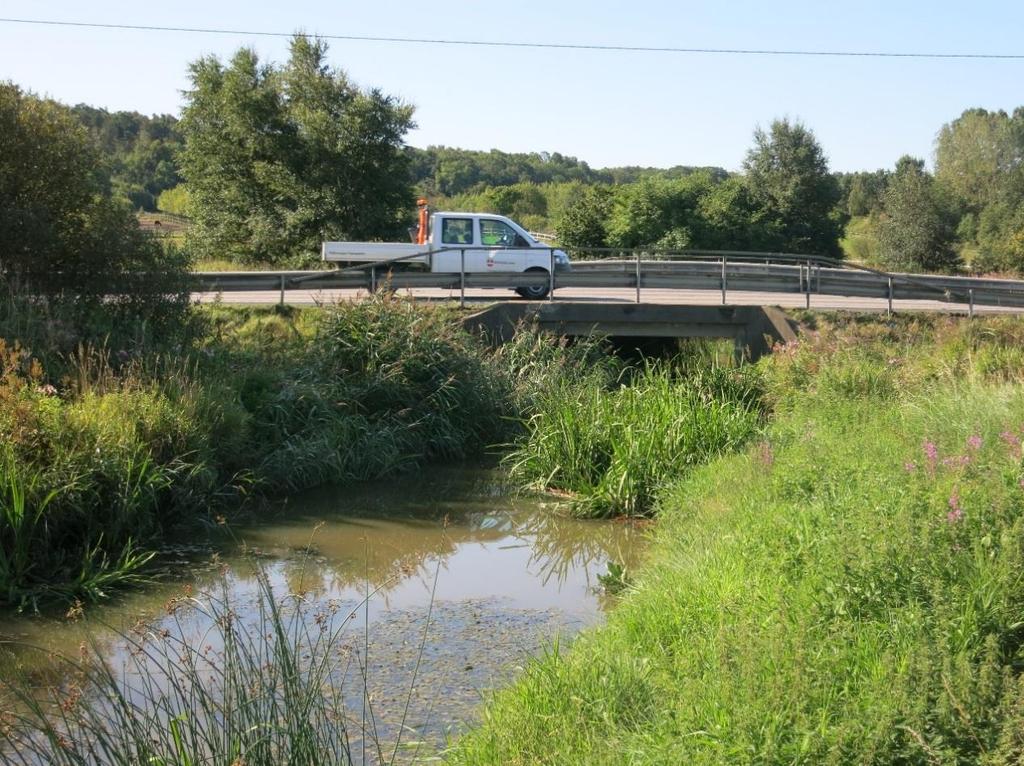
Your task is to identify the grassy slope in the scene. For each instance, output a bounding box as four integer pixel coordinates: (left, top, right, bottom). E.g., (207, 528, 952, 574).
(450, 316, 1024, 765)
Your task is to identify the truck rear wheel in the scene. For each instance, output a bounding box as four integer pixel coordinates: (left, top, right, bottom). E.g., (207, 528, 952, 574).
(516, 267, 550, 300)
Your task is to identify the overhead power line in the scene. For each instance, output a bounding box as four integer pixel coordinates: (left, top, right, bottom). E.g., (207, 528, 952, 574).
(1, 16, 1023, 60)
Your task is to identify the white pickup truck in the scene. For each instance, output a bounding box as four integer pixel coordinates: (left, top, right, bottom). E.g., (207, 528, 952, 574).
(322, 210, 571, 299)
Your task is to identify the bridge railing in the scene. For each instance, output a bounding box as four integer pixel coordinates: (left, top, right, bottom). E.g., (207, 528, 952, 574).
(191, 246, 1024, 314)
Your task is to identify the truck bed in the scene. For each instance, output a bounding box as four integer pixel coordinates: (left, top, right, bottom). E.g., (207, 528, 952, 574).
(321, 241, 432, 264)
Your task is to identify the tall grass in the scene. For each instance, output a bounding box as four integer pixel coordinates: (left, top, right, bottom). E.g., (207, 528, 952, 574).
(449, 315, 1024, 765)
(507, 362, 763, 517)
(0, 570, 361, 765)
(0, 296, 524, 607)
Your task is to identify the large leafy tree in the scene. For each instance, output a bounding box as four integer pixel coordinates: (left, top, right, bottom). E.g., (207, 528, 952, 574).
(935, 108, 1024, 273)
(877, 157, 959, 273)
(180, 36, 415, 266)
(935, 108, 1024, 211)
(743, 119, 843, 256)
(0, 83, 188, 324)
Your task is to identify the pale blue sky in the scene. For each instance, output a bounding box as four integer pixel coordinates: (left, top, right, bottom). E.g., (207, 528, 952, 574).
(1, 1, 1022, 172)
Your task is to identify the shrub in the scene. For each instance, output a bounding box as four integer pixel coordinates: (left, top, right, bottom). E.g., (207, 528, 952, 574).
(0, 83, 191, 333)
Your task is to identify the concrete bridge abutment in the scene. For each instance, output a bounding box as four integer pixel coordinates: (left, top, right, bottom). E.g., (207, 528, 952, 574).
(463, 302, 798, 360)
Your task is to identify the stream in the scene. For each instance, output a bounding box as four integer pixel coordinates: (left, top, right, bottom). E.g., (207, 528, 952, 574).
(0, 465, 647, 762)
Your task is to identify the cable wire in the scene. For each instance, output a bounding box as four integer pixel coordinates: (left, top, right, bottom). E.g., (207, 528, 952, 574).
(1, 17, 1023, 60)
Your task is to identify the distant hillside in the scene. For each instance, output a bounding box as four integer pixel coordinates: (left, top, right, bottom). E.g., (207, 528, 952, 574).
(406, 145, 728, 196)
(70, 103, 728, 216)
(72, 105, 183, 212)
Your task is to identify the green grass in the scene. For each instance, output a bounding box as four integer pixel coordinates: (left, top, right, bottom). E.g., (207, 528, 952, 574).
(449, 316, 1024, 765)
(506, 359, 763, 517)
(191, 258, 286, 272)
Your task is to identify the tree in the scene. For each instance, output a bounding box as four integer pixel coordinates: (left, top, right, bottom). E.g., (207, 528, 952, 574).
(743, 119, 843, 256)
(604, 175, 716, 251)
(72, 105, 185, 211)
(556, 186, 613, 251)
(697, 176, 766, 250)
(0, 83, 189, 326)
(935, 108, 1024, 211)
(180, 36, 415, 266)
(975, 200, 1024, 273)
(876, 157, 959, 273)
(837, 170, 891, 217)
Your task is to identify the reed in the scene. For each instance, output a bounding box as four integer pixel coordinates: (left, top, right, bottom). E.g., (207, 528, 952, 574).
(1, 570, 361, 765)
(507, 362, 762, 517)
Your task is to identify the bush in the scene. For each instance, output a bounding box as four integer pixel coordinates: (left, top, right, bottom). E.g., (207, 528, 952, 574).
(0, 297, 528, 606)
(0, 83, 190, 331)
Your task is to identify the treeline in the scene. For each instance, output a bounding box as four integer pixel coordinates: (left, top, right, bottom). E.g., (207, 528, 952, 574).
(407, 145, 726, 197)
(71, 105, 184, 212)
(26, 33, 1024, 274)
(440, 122, 842, 258)
(838, 108, 1024, 274)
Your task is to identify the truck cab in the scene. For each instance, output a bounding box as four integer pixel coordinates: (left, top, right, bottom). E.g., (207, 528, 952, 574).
(428, 212, 570, 275)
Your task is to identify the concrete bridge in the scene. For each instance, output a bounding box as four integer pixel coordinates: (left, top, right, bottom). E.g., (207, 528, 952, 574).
(461, 302, 797, 360)
(190, 253, 1024, 358)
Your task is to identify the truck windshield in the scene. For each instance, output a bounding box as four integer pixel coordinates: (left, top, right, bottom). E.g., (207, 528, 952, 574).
(480, 219, 529, 247)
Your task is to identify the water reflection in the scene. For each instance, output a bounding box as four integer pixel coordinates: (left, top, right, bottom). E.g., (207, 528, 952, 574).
(232, 466, 644, 612)
(0, 465, 647, 762)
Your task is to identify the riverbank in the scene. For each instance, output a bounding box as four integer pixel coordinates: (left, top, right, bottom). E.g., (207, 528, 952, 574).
(450, 314, 1024, 764)
(0, 465, 648, 763)
(1, 295, 753, 608)
(1, 297, 524, 608)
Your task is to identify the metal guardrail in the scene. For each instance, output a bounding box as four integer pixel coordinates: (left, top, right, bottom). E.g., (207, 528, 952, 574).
(191, 247, 1024, 315)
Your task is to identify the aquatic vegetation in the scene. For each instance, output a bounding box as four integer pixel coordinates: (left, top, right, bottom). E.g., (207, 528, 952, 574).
(506, 362, 763, 517)
(1, 571, 363, 765)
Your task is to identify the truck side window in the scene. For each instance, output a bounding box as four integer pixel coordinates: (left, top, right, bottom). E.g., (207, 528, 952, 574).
(441, 218, 474, 245)
(480, 219, 528, 247)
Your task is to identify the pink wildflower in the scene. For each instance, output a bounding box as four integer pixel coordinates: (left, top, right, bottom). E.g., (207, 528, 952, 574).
(967, 435, 982, 451)
(904, 461, 917, 472)
(1001, 430, 1022, 459)
(947, 492, 964, 523)
(923, 440, 939, 475)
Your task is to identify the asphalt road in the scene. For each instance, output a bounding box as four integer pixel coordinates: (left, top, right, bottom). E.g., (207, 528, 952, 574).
(193, 286, 1023, 315)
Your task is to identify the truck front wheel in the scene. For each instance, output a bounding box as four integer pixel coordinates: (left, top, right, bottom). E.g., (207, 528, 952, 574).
(515, 268, 550, 300)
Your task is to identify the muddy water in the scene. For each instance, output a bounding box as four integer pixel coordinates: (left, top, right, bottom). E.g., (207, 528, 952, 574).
(0, 466, 646, 761)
